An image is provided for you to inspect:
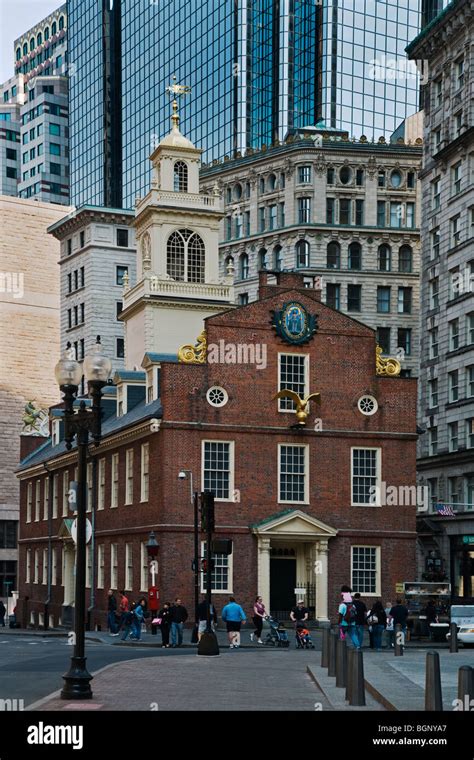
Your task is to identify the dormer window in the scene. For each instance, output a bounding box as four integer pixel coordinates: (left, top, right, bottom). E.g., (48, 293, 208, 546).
(146, 367, 160, 403)
(117, 386, 124, 417)
(51, 419, 61, 446)
(174, 161, 188, 192)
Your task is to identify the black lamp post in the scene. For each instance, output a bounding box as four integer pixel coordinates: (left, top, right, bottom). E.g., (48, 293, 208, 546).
(55, 337, 112, 700)
(146, 531, 159, 560)
(178, 470, 199, 639)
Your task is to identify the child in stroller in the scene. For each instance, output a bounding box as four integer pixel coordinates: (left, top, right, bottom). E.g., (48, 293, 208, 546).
(295, 621, 315, 649)
(263, 615, 290, 647)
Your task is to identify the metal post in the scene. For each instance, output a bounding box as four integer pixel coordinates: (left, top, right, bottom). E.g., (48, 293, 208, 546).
(394, 623, 404, 656)
(345, 647, 354, 702)
(449, 623, 458, 653)
(328, 629, 337, 677)
(193, 491, 199, 637)
(336, 637, 347, 687)
(425, 651, 443, 711)
(457, 666, 473, 709)
(61, 424, 92, 699)
(349, 649, 366, 706)
(197, 492, 219, 656)
(321, 626, 329, 668)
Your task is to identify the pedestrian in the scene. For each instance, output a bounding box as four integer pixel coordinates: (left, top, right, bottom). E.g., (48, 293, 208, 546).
(170, 597, 188, 647)
(120, 604, 136, 641)
(250, 596, 266, 644)
(131, 598, 146, 641)
(118, 590, 129, 631)
(425, 599, 438, 639)
(290, 600, 309, 625)
(221, 596, 246, 648)
(107, 589, 119, 635)
(389, 598, 409, 648)
(352, 592, 367, 649)
(337, 588, 359, 648)
(197, 598, 217, 641)
(367, 600, 387, 651)
(156, 602, 172, 647)
(0, 600, 5, 627)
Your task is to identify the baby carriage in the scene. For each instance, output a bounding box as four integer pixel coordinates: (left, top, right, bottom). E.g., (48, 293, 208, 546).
(263, 615, 290, 647)
(295, 622, 315, 649)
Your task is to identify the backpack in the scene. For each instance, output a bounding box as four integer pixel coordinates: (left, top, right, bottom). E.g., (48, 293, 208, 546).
(343, 603, 357, 625)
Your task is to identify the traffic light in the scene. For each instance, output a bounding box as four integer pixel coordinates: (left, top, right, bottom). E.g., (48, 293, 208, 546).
(200, 491, 215, 532)
(201, 558, 215, 573)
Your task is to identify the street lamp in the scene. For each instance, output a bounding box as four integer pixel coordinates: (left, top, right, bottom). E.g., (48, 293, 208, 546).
(55, 337, 112, 700)
(178, 470, 199, 642)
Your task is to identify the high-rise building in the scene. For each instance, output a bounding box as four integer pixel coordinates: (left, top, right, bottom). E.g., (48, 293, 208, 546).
(200, 124, 423, 377)
(68, 0, 443, 210)
(0, 5, 69, 205)
(407, 0, 473, 600)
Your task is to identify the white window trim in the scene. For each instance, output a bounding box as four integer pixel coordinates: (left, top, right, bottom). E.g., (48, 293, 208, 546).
(86, 462, 93, 514)
(85, 545, 92, 589)
(125, 449, 134, 505)
(351, 447, 382, 507)
(42, 548, 48, 584)
(62, 471, 69, 517)
(51, 547, 57, 586)
(111, 453, 119, 508)
(277, 353, 309, 413)
(200, 540, 233, 594)
(26, 548, 31, 584)
(43, 476, 49, 521)
(34, 549, 39, 584)
(125, 543, 133, 591)
(35, 480, 41, 522)
(53, 474, 59, 519)
(140, 443, 149, 503)
(278, 443, 310, 505)
(97, 544, 105, 589)
(201, 440, 235, 503)
(98, 458, 105, 510)
(140, 542, 148, 592)
(26, 482, 32, 523)
(350, 545, 381, 597)
(110, 543, 118, 589)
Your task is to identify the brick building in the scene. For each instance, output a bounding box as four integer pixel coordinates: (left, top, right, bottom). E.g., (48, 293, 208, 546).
(16, 269, 418, 629)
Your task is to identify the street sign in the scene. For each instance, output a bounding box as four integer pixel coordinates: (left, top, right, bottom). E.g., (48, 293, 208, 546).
(71, 518, 92, 545)
(294, 587, 306, 595)
(149, 560, 159, 574)
(462, 536, 474, 545)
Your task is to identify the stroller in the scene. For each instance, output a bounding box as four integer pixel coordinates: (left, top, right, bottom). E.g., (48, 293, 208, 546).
(263, 615, 290, 647)
(295, 622, 315, 649)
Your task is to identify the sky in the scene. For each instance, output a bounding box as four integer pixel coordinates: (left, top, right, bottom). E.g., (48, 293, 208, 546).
(0, 0, 63, 83)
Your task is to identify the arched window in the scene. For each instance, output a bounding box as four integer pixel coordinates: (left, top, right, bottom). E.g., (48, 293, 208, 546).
(44, 26, 49, 41)
(16, 47, 21, 61)
(30, 37, 35, 51)
(296, 240, 310, 268)
(378, 244, 391, 271)
(258, 248, 268, 270)
(23, 43, 28, 56)
(37, 33, 42, 46)
(59, 16, 65, 30)
(173, 160, 188, 192)
(327, 241, 340, 269)
(259, 177, 265, 193)
(267, 173, 276, 191)
(52, 21, 57, 35)
(398, 245, 413, 273)
(240, 253, 249, 280)
(233, 183, 242, 200)
(348, 242, 362, 270)
(273, 245, 283, 271)
(224, 255, 234, 275)
(166, 229, 205, 283)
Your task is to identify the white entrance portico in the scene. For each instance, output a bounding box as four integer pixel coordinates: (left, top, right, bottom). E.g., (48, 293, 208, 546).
(252, 509, 337, 623)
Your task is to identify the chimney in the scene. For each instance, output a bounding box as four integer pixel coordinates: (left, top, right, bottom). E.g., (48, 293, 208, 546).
(257, 270, 322, 302)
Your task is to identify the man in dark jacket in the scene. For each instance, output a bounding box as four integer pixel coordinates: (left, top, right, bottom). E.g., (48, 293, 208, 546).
(107, 589, 119, 635)
(197, 599, 217, 641)
(352, 592, 367, 649)
(389, 599, 409, 647)
(170, 597, 188, 647)
(0, 600, 6, 627)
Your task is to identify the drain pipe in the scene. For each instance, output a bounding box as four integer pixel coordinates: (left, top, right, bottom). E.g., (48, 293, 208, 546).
(43, 462, 53, 630)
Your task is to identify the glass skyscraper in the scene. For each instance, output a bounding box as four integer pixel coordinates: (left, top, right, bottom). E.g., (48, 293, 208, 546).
(68, 0, 447, 209)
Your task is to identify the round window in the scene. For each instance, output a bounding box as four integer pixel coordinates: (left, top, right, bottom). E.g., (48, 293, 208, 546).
(206, 386, 228, 408)
(390, 170, 402, 188)
(339, 166, 352, 184)
(358, 395, 378, 416)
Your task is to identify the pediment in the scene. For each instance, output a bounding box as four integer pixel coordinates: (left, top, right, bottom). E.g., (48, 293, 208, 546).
(252, 509, 337, 539)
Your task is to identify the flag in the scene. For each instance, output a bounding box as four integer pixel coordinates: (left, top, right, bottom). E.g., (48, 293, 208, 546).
(435, 503, 455, 516)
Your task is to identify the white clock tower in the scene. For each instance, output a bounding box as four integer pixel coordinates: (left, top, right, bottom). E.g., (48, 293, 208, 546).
(121, 88, 233, 369)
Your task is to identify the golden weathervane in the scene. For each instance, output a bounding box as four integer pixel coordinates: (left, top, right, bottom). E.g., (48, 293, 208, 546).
(273, 389, 321, 426)
(166, 75, 191, 128)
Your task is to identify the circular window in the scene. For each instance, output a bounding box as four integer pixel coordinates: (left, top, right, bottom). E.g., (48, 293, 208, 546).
(339, 166, 352, 184)
(206, 386, 228, 408)
(358, 395, 378, 416)
(390, 170, 402, 188)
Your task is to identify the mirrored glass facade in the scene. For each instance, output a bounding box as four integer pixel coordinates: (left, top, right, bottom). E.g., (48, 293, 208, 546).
(68, 0, 447, 209)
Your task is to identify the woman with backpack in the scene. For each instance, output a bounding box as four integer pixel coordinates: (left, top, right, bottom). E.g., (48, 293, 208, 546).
(367, 600, 387, 651)
(131, 598, 147, 641)
(337, 587, 359, 648)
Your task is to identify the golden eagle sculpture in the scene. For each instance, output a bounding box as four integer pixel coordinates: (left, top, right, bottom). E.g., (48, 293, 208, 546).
(273, 389, 321, 426)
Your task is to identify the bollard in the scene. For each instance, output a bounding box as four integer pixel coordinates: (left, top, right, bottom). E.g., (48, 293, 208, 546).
(349, 648, 366, 706)
(321, 626, 329, 669)
(336, 637, 348, 688)
(425, 651, 443, 711)
(449, 623, 458, 653)
(345, 647, 354, 702)
(328, 629, 337, 677)
(457, 665, 473, 708)
(394, 623, 404, 657)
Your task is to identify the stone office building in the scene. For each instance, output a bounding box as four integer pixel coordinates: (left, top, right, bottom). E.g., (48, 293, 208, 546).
(200, 126, 423, 377)
(407, 0, 474, 599)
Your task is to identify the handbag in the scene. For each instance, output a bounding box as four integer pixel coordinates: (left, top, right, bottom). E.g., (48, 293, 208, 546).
(152, 617, 162, 626)
(367, 614, 379, 625)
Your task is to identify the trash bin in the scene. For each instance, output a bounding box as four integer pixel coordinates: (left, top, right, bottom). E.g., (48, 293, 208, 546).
(430, 623, 449, 642)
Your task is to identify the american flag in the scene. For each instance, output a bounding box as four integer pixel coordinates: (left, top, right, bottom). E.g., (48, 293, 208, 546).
(435, 503, 456, 516)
